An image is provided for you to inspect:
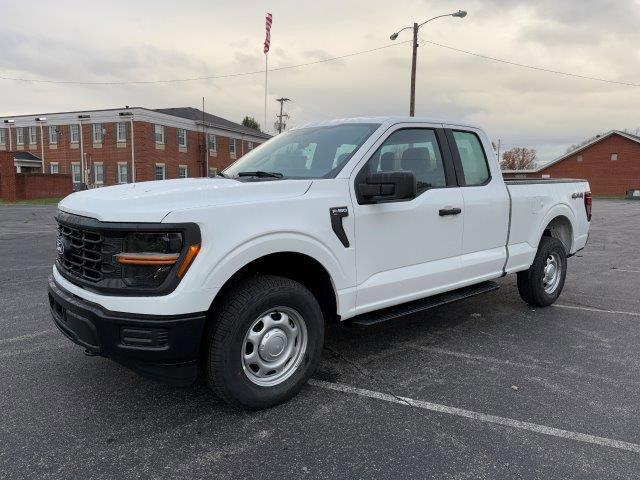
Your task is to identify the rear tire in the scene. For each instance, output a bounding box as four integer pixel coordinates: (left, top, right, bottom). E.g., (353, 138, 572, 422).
(517, 236, 567, 307)
(204, 275, 324, 410)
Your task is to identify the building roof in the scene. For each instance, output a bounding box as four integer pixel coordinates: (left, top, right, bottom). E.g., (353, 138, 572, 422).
(154, 107, 270, 139)
(13, 151, 42, 161)
(503, 130, 640, 174)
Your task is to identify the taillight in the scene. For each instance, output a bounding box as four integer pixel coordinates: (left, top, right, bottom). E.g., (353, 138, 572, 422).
(584, 191, 592, 222)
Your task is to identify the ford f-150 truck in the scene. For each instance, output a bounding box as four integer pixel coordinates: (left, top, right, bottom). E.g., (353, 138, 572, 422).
(48, 117, 591, 409)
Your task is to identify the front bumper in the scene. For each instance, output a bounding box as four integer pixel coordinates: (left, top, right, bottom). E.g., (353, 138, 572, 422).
(48, 276, 207, 385)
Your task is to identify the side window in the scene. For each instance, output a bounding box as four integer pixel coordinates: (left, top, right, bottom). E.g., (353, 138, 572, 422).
(363, 128, 446, 193)
(452, 131, 490, 186)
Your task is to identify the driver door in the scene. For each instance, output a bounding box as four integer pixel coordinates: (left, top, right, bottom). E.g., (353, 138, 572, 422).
(351, 125, 464, 314)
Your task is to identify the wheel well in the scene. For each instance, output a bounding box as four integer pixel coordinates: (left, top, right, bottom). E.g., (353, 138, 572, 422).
(209, 252, 338, 324)
(542, 216, 573, 253)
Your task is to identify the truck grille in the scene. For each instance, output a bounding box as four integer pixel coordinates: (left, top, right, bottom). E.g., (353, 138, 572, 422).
(57, 224, 106, 282)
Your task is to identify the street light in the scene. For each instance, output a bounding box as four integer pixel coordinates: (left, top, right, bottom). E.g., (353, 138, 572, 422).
(390, 10, 467, 116)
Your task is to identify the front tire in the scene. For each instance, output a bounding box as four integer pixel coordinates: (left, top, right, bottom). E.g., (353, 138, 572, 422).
(205, 275, 324, 410)
(517, 236, 567, 307)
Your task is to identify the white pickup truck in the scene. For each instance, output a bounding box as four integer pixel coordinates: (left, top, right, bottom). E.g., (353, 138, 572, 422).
(48, 117, 591, 409)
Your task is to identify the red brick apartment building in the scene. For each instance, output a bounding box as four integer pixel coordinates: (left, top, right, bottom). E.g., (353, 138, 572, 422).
(0, 107, 270, 188)
(502, 130, 640, 196)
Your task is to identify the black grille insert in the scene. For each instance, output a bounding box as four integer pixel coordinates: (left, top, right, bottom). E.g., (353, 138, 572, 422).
(58, 224, 105, 282)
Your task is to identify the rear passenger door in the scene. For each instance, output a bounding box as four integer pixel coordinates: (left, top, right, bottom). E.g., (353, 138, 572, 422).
(445, 127, 510, 282)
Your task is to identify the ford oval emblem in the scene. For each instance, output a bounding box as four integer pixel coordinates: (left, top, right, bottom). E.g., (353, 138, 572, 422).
(56, 238, 65, 256)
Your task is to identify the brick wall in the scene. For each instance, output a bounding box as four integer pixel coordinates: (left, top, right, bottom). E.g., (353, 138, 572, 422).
(18, 173, 73, 200)
(0, 151, 72, 201)
(503, 134, 640, 195)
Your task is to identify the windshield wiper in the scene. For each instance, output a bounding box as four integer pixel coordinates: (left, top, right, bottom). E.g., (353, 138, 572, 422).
(237, 171, 283, 178)
(215, 171, 227, 178)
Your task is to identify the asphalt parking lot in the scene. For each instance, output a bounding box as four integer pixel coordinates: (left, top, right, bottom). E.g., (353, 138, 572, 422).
(1, 200, 639, 479)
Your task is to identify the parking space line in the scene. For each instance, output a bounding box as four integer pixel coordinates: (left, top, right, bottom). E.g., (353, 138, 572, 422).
(554, 304, 640, 318)
(0, 329, 56, 345)
(310, 380, 640, 454)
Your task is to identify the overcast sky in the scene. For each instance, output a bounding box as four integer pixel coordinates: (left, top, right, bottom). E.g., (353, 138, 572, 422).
(1, 0, 639, 162)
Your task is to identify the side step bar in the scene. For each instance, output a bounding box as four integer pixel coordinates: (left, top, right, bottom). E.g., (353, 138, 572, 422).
(347, 281, 500, 327)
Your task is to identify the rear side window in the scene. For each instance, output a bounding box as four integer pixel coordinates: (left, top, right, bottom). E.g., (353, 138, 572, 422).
(452, 131, 490, 186)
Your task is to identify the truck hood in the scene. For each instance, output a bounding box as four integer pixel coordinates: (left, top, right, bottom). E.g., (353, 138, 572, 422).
(58, 178, 313, 222)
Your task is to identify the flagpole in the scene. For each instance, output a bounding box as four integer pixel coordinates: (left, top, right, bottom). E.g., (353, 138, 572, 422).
(264, 53, 268, 132)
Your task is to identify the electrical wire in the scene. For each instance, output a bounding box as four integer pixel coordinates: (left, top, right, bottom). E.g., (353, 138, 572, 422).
(0, 41, 411, 86)
(420, 39, 640, 88)
(1, 37, 639, 88)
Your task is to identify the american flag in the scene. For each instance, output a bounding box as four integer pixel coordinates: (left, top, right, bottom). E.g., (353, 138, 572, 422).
(264, 13, 273, 55)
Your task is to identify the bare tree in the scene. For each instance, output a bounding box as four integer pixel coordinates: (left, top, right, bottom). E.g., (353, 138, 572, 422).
(500, 147, 537, 170)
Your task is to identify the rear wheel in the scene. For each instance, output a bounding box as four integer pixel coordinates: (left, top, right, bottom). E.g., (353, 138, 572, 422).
(205, 275, 324, 410)
(517, 236, 567, 307)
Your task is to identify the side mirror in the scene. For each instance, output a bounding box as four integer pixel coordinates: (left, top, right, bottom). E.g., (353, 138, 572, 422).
(357, 171, 417, 204)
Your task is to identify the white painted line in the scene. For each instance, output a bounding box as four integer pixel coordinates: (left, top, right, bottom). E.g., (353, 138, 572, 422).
(4, 264, 52, 273)
(0, 343, 69, 359)
(612, 268, 640, 274)
(310, 380, 640, 454)
(0, 230, 57, 237)
(0, 329, 55, 345)
(554, 304, 640, 318)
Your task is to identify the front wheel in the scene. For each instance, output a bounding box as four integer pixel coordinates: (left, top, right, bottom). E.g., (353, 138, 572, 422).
(517, 236, 567, 307)
(204, 275, 324, 410)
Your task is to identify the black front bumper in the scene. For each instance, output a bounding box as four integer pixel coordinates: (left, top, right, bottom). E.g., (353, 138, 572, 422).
(48, 276, 207, 386)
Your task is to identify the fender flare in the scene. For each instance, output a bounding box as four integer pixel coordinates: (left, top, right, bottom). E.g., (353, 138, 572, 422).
(534, 203, 577, 253)
(200, 231, 348, 296)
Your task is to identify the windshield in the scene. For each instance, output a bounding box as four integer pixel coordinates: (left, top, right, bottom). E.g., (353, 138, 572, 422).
(224, 123, 380, 179)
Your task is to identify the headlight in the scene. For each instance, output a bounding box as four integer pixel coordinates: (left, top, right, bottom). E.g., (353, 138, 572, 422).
(116, 232, 189, 288)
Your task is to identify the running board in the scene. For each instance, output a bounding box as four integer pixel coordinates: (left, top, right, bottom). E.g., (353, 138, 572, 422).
(348, 281, 500, 327)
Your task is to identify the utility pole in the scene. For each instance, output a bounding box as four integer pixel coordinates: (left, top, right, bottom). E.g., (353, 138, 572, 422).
(409, 23, 418, 117)
(390, 10, 467, 117)
(275, 97, 291, 134)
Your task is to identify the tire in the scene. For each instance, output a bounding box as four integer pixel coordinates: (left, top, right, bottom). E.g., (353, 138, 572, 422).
(204, 275, 324, 410)
(517, 236, 567, 307)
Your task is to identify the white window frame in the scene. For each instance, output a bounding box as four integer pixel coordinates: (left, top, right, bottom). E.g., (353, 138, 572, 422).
(48, 126, 58, 144)
(155, 163, 166, 180)
(177, 128, 187, 148)
(0, 128, 6, 145)
(247, 141, 254, 151)
(208, 133, 217, 152)
(611, 153, 618, 161)
(70, 124, 80, 143)
(541, 174, 551, 179)
(92, 123, 103, 143)
(154, 125, 165, 144)
(16, 128, 24, 145)
(117, 122, 127, 143)
(29, 126, 37, 145)
(117, 163, 128, 184)
(50, 162, 59, 174)
(577, 154, 583, 162)
(178, 165, 188, 178)
(71, 162, 82, 183)
(94, 163, 104, 184)
(229, 138, 236, 155)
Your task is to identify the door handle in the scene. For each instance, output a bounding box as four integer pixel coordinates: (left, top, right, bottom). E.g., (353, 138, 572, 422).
(439, 207, 462, 216)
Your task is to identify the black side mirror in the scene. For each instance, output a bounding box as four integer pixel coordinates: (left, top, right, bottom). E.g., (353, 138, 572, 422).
(357, 171, 417, 204)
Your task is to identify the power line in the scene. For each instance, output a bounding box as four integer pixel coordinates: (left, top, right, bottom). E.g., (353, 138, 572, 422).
(1, 37, 639, 89)
(420, 39, 640, 88)
(0, 41, 411, 86)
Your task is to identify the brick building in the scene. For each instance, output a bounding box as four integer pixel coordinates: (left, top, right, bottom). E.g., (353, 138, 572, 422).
(0, 107, 270, 188)
(502, 130, 640, 196)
